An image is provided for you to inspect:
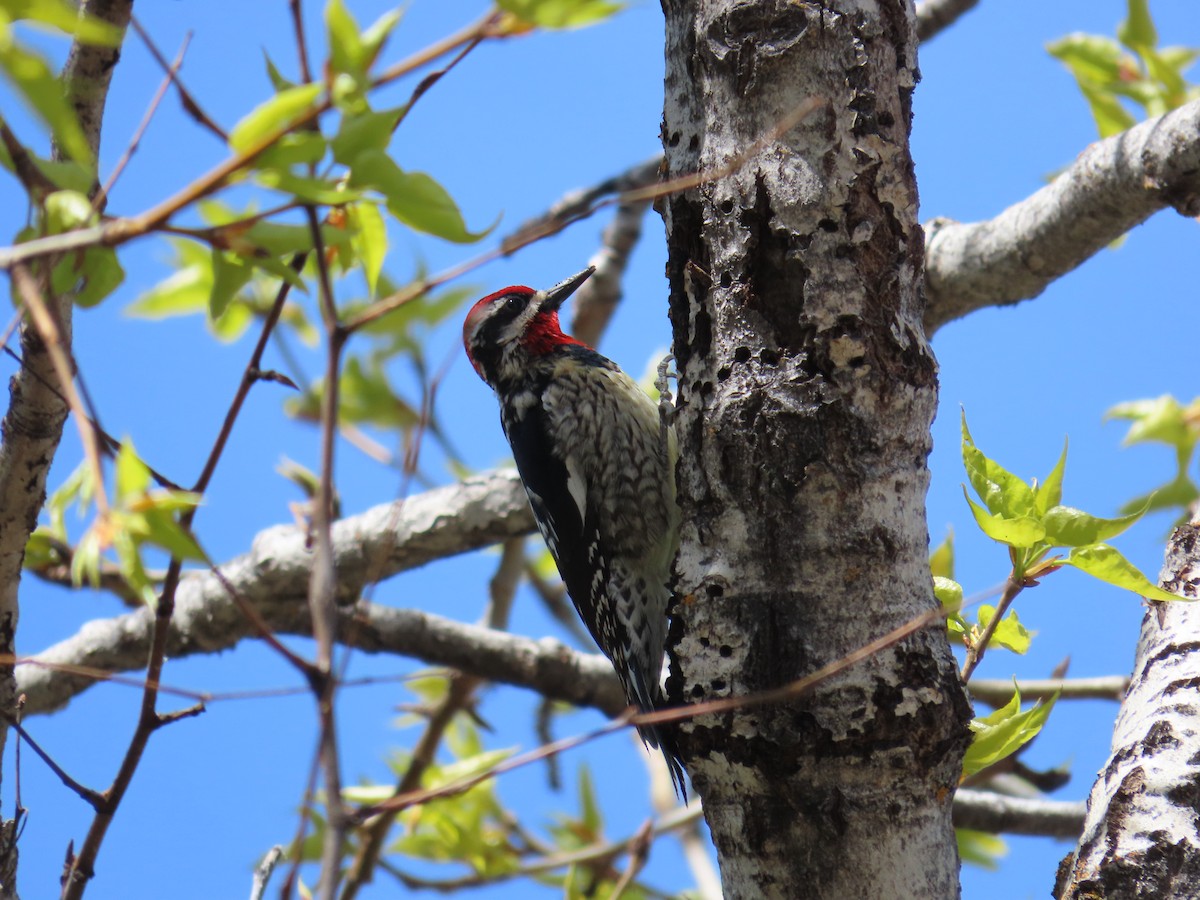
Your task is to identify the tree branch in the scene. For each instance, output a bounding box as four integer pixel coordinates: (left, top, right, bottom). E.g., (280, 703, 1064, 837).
(952, 789, 1085, 839)
(914, 0, 980, 42)
(969, 675, 1127, 706)
(16, 470, 549, 715)
(0, 3, 133, 894)
(924, 99, 1200, 333)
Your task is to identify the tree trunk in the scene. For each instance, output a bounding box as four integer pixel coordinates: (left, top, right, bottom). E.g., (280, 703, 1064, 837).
(1054, 520, 1200, 899)
(659, 1, 971, 897)
(0, 2, 133, 894)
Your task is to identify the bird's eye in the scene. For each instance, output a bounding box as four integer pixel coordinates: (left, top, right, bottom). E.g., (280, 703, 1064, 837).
(504, 295, 523, 310)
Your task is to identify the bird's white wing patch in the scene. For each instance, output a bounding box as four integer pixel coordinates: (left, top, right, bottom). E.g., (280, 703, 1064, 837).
(564, 455, 587, 528)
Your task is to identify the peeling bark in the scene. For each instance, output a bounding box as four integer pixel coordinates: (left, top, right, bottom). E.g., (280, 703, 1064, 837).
(1055, 521, 1200, 899)
(660, 1, 970, 896)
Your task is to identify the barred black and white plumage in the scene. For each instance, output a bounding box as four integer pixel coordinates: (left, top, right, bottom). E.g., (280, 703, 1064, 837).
(463, 266, 686, 798)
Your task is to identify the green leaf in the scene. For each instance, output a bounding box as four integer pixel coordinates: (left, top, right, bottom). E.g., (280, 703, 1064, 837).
(1041, 499, 1150, 547)
(346, 202, 386, 296)
(577, 765, 603, 835)
(360, 8, 403, 66)
(228, 83, 323, 154)
(1078, 79, 1138, 137)
(1048, 34, 1125, 85)
(957, 829, 1007, 870)
(255, 169, 356, 205)
(1065, 544, 1184, 602)
(23, 528, 63, 570)
(262, 50, 296, 92)
(963, 687, 1057, 778)
(5, 0, 123, 44)
(497, 0, 624, 29)
(348, 149, 491, 243)
(1141, 45, 1187, 102)
(1118, 473, 1199, 518)
(126, 263, 212, 319)
(135, 507, 206, 562)
(1118, 0, 1157, 51)
(32, 156, 93, 192)
(961, 412, 1037, 517)
(934, 576, 968, 637)
(963, 490, 1047, 548)
(930, 529, 954, 579)
(43, 189, 95, 233)
(70, 527, 101, 589)
(211, 300, 253, 343)
(73, 246, 125, 308)
(933, 576, 963, 611)
(1107, 395, 1192, 449)
(278, 457, 321, 499)
(210, 250, 253, 319)
(115, 439, 150, 500)
(1035, 439, 1067, 516)
(325, 0, 364, 76)
(0, 38, 92, 163)
(977, 605, 1032, 654)
(330, 108, 402, 166)
(256, 131, 328, 170)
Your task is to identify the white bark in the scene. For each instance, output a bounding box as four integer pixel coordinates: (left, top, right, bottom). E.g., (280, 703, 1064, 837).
(660, 1, 969, 896)
(17, 470, 538, 713)
(1055, 521, 1200, 898)
(925, 98, 1200, 333)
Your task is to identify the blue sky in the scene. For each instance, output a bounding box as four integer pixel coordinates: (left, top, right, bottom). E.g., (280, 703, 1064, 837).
(1, 1, 1198, 897)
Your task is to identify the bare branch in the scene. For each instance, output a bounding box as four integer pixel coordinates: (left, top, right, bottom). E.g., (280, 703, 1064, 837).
(952, 789, 1085, 839)
(925, 99, 1200, 333)
(914, 0, 980, 42)
(570, 192, 655, 349)
(16, 470, 542, 715)
(250, 846, 285, 900)
(969, 675, 1128, 706)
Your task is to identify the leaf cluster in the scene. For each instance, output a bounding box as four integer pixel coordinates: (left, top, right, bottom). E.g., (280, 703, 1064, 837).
(1049, 0, 1199, 138)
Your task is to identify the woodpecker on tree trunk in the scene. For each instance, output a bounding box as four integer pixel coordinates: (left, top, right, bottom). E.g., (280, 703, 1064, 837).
(462, 266, 686, 797)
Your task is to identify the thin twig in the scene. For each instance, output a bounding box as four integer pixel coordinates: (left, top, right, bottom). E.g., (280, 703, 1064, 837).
(960, 575, 1023, 682)
(606, 820, 653, 899)
(10, 265, 109, 515)
(129, 17, 226, 141)
(0, 119, 57, 200)
(0, 13, 504, 273)
(96, 33, 191, 209)
(289, 0, 313, 85)
(302, 203, 348, 900)
(3, 715, 103, 810)
(0, 345, 182, 489)
(340, 538, 525, 900)
(344, 96, 826, 333)
(249, 845, 285, 900)
(60, 251, 310, 899)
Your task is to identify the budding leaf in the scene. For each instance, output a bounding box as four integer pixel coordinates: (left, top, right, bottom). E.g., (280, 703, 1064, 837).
(229, 83, 323, 154)
(963, 687, 1057, 778)
(963, 490, 1047, 548)
(977, 605, 1032, 655)
(961, 412, 1037, 518)
(1041, 499, 1150, 547)
(1064, 544, 1183, 603)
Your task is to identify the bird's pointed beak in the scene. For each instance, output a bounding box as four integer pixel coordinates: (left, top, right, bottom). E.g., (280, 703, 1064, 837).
(542, 266, 596, 312)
